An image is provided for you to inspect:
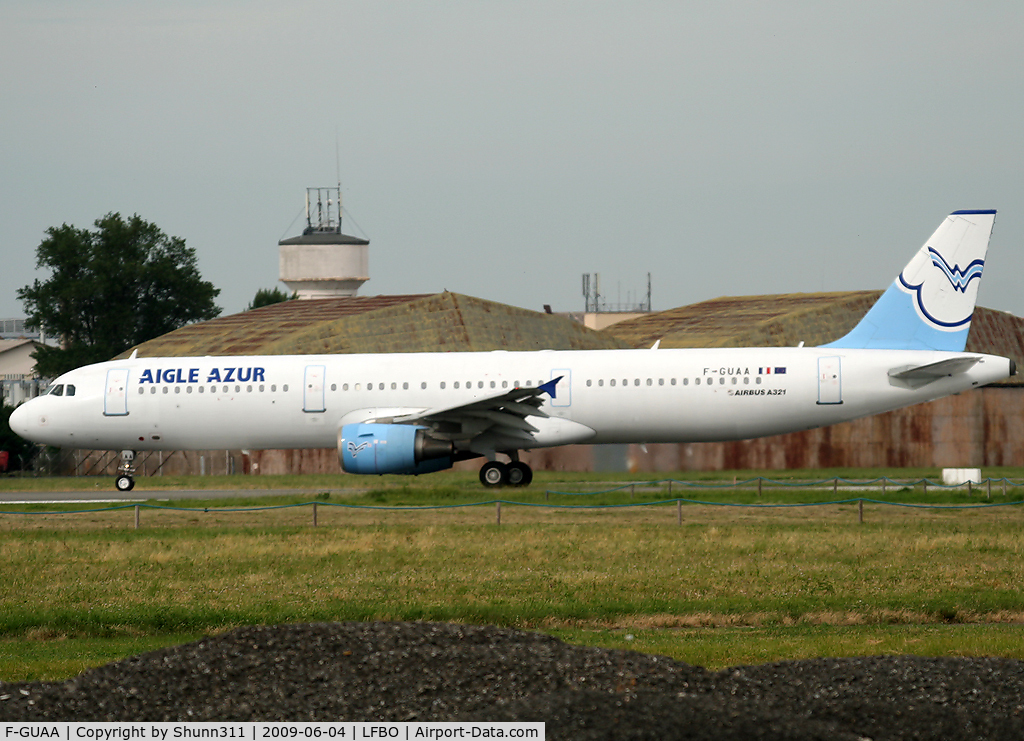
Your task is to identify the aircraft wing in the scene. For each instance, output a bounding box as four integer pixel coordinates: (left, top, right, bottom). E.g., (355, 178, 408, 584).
(888, 357, 982, 389)
(390, 377, 562, 442)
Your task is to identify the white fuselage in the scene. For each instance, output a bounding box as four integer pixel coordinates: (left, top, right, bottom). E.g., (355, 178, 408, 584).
(12, 347, 1013, 452)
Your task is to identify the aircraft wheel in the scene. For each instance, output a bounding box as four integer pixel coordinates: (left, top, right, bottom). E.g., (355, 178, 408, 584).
(507, 461, 533, 487)
(115, 475, 135, 492)
(479, 461, 508, 488)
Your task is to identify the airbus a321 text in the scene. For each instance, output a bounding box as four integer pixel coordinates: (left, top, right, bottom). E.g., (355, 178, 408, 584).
(10, 210, 1015, 490)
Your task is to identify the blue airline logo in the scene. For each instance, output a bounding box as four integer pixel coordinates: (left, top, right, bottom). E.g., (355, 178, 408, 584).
(138, 367, 267, 384)
(926, 248, 984, 293)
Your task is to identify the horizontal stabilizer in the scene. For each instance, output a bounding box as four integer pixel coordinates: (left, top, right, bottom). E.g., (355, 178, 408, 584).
(888, 356, 981, 389)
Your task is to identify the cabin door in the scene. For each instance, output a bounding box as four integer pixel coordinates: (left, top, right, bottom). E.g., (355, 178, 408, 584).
(550, 368, 572, 407)
(303, 365, 326, 413)
(817, 356, 843, 405)
(103, 368, 130, 416)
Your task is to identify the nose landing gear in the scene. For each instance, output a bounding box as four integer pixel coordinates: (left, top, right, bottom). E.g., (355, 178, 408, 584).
(115, 450, 136, 492)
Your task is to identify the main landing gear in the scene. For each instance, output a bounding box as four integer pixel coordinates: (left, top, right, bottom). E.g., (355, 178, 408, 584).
(479, 459, 533, 488)
(115, 449, 136, 492)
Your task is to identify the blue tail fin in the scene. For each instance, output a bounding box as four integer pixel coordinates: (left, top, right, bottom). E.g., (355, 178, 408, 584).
(822, 210, 996, 351)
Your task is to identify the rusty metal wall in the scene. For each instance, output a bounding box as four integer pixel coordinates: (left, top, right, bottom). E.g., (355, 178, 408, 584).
(64, 387, 1023, 477)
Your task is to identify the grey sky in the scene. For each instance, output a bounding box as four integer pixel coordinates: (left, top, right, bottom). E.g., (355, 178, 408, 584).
(3, 1, 1023, 325)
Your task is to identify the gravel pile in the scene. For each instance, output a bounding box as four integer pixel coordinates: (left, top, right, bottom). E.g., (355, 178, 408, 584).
(3, 621, 1024, 740)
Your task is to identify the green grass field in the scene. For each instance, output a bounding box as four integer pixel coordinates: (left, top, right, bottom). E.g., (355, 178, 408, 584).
(2, 468, 1024, 682)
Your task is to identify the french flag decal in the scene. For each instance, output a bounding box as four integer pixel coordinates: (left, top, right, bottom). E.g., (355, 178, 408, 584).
(759, 367, 787, 375)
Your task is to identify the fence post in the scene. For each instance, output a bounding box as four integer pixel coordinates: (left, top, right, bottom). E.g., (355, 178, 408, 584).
(968, 480, 973, 497)
(987, 479, 991, 500)
(677, 499, 682, 526)
(312, 501, 318, 527)
(757, 478, 762, 497)
(134, 504, 140, 530)
(923, 479, 928, 495)
(881, 479, 886, 496)
(858, 499, 863, 524)
(833, 478, 838, 497)
(496, 501, 501, 526)
(668, 480, 672, 497)
(630, 484, 635, 499)
(1003, 478, 1007, 497)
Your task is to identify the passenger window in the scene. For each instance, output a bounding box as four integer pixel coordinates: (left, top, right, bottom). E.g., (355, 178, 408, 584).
(343, 383, 349, 391)
(421, 382, 427, 389)
(744, 377, 750, 385)
(271, 384, 278, 392)
(235, 385, 240, 392)
(586, 379, 592, 387)
(502, 381, 508, 388)
(490, 381, 495, 388)
(622, 379, 627, 386)
(199, 386, 205, 393)
(695, 378, 700, 386)
(478, 381, 484, 389)
(222, 385, 228, 393)
(138, 388, 144, 395)
(379, 383, 384, 390)
(283, 384, 289, 392)
(610, 379, 616, 387)
(175, 387, 181, 394)
(681, 378, 687, 386)
(719, 377, 725, 385)
(163, 387, 169, 394)
(186, 387, 193, 394)
(331, 384, 337, 391)
(598, 379, 604, 387)
(151, 387, 157, 394)
(672, 378, 677, 385)
(646, 379, 652, 386)
(247, 385, 252, 392)
(731, 377, 737, 385)
(756, 377, 762, 385)
(367, 381, 373, 390)
(403, 382, 409, 390)
(259, 384, 264, 392)
(441, 382, 446, 389)
(658, 379, 664, 386)
(454, 381, 460, 389)
(634, 379, 640, 386)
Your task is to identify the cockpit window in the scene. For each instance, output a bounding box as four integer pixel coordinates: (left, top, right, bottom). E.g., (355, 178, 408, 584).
(47, 384, 64, 396)
(66, 385, 76, 397)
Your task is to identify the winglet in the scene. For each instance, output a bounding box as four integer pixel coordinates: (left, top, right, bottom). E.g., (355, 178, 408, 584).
(539, 376, 562, 399)
(129, 349, 138, 360)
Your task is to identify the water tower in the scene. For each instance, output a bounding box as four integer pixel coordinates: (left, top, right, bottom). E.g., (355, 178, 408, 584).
(279, 187, 370, 299)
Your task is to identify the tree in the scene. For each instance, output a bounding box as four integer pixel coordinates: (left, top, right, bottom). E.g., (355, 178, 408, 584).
(246, 286, 295, 311)
(18, 213, 221, 377)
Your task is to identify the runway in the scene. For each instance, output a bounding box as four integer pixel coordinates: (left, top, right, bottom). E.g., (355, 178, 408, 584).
(0, 488, 342, 505)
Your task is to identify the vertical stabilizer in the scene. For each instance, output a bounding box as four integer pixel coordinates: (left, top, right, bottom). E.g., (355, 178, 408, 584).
(823, 210, 996, 351)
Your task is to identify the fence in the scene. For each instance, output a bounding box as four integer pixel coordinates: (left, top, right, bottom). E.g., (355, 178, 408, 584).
(2, 475, 1024, 529)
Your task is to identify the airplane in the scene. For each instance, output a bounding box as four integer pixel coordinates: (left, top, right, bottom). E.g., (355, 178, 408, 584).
(9, 210, 1015, 491)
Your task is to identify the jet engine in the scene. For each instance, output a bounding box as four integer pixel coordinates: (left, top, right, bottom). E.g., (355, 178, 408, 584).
(339, 423, 454, 475)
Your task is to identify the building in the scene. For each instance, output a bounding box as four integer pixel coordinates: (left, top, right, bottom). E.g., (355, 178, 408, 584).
(0, 338, 46, 407)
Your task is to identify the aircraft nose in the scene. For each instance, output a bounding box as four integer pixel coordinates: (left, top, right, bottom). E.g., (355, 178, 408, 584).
(8, 402, 31, 439)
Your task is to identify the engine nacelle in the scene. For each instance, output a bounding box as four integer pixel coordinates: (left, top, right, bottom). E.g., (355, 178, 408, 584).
(339, 423, 454, 475)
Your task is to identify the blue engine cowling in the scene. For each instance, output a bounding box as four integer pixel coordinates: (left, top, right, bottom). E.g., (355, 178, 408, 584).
(339, 423, 454, 475)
